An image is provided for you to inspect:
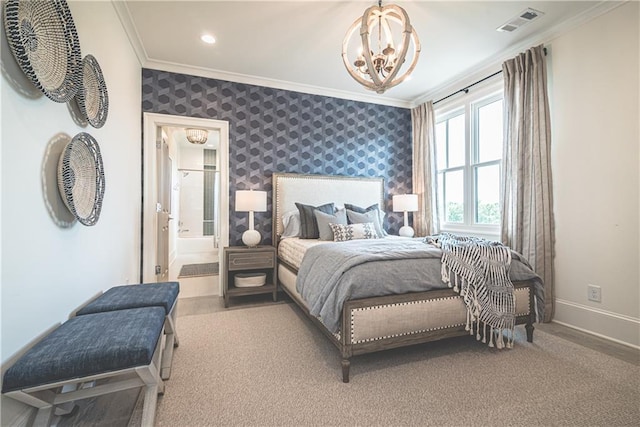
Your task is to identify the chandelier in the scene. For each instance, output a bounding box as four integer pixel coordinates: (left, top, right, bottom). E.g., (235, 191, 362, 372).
(342, 1, 420, 94)
(185, 128, 208, 145)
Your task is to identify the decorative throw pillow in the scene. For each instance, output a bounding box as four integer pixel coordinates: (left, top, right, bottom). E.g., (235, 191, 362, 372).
(344, 203, 378, 214)
(346, 209, 386, 239)
(329, 222, 379, 242)
(344, 203, 387, 236)
(314, 209, 347, 241)
(295, 202, 334, 239)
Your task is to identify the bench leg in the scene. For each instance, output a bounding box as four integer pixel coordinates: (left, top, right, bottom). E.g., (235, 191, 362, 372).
(140, 384, 158, 427)
(170, 306, 180, 348)
(33, 406, 54, 427)
(135, 362, 163, 426)
(5, 390, 54, 427)
(161, 316, 178, 379)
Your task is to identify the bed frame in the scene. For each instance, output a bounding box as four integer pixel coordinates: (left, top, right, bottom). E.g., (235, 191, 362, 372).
(272, 173, 536, 382)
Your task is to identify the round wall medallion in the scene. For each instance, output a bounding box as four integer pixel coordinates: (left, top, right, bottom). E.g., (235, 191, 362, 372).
(3, 0, 82, 102)
(76, 54, 109, 128)
(58, 133, 106, 226)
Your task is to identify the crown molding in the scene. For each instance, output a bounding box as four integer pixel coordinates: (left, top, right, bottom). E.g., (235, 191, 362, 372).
(141, 59, 412, 109)
(110, 0, 410, 109)
(111, 0, 148, 67)
(112, 0, 623, 111)
(409, 0, 626, 108)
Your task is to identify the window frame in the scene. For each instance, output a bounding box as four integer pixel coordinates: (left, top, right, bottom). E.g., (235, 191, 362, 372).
(434, 82, 503, 239)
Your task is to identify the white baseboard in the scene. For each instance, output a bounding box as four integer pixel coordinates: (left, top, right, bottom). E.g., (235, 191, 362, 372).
(554, 298, 640, 349)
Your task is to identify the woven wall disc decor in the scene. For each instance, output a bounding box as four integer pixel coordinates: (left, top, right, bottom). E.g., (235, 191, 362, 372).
(3, 0, 82, 102)
(76, 54, 109, 128)
(57, 133, 106, 226)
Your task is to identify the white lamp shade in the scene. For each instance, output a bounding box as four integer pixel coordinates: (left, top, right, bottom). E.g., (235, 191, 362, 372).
(393, 194, 418, 212)
(235, 190, 267, 212)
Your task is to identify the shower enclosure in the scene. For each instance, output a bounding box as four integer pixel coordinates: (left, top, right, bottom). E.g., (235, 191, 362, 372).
(175, 147, 219, 263)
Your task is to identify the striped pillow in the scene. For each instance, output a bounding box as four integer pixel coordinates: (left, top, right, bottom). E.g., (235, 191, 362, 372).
(295, 202, 334, 239)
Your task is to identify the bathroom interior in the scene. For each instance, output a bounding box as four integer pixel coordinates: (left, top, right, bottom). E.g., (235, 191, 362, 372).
(165, 126, 221, 298)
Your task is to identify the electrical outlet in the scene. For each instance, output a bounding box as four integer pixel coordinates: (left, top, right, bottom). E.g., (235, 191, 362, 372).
(587, 284, 601, 302)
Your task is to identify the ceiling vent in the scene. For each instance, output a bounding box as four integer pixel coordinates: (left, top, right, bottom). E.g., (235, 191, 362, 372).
(497, 8, 544, 32)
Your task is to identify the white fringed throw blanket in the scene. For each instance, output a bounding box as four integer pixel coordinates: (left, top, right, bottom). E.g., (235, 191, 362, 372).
(426, 233, 516, 349)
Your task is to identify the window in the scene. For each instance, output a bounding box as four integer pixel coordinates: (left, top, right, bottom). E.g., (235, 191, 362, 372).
(435, 89, 503, 236)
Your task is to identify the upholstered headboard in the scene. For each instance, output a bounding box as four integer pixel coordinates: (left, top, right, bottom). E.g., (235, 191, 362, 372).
(272, 173, 384, 242)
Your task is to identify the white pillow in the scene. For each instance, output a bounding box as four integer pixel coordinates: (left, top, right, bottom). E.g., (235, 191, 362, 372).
(346, 209, 386, 239)
(281, 209, 300, 238)
(329, 222, 379, 242)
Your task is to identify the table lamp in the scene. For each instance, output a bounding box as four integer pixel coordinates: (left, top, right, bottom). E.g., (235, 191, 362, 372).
(235, 190, 267, 246)
(393, 194, 418, 237)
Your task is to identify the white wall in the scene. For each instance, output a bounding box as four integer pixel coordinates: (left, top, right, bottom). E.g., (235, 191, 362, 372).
(178, 147, 205, 237)
(548, 1, 639, 347)
(1, 0, 141, 372)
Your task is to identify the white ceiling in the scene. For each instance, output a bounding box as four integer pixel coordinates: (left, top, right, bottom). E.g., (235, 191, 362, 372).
(116, 1, 617, 107)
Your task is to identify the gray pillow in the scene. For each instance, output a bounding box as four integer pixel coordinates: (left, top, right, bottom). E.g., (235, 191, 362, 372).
(346, 209, 385, 238)
(344, 203, 379, 214)
(314, 209, 347, 241)
(344, 203, 387, 236)
(295, 202, 334, 239)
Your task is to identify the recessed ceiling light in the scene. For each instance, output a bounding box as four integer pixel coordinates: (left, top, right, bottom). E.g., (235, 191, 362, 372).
(201, 34, 216, 44)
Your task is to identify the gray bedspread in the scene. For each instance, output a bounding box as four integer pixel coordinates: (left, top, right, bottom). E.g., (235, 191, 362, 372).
(296, 237, 543, 333)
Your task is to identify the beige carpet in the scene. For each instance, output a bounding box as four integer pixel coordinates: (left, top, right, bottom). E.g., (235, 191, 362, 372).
(155, 303, 639, 426)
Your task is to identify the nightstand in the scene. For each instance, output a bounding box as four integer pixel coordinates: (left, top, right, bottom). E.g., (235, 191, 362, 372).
(223, 246, 277, 308)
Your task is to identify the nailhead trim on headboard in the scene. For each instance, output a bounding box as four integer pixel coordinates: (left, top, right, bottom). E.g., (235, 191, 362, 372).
(272, 173, 384, 243)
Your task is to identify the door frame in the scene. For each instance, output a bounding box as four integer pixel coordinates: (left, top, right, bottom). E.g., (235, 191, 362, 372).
(142, 112, 229, 295)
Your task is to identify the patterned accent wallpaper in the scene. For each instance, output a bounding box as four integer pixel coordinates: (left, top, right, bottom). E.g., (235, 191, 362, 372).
(141, 69, 412, 245)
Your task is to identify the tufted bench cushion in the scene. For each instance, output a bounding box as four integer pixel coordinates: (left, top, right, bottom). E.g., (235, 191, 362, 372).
(73, 282, 180, 381)
(2, 307, 166, 393)
(76, 282, 179, 315)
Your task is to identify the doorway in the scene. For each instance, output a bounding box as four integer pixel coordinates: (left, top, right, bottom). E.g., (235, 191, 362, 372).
(142, 113, 229, 298)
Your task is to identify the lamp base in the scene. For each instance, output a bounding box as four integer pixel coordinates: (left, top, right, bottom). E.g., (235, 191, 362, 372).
(242, 229, 262, 247)
(399, 226, 415, 238)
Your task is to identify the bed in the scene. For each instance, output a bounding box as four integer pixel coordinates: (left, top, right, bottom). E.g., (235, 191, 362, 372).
(272, 172, 542, 382)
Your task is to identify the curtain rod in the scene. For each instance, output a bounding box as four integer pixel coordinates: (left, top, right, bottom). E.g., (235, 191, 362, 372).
(432, 47, 547, 106)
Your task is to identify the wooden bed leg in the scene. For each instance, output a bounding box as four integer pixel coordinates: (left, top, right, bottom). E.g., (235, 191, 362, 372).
(525, 323, 534, 343)
(341, 359, 350, 383)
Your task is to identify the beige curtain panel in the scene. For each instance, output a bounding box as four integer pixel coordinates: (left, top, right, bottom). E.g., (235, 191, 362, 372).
(411, 101, 438, 237)
(501, 44, 555, 322)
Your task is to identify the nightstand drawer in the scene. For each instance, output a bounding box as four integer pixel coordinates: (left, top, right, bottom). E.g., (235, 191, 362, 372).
(228, 252, 274, 270)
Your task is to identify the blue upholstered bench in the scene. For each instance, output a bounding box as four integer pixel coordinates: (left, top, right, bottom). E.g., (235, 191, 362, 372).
(2, 307, 165, 427)
(73, 282, 180, 380)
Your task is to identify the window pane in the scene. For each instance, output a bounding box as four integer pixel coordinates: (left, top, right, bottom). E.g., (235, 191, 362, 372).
(435, 121, 447, 170)
(448, 114, 465, 168)
(444, 170, 464, 223)
(475, 164, 500, 225)
(477, 100, 503, 163)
